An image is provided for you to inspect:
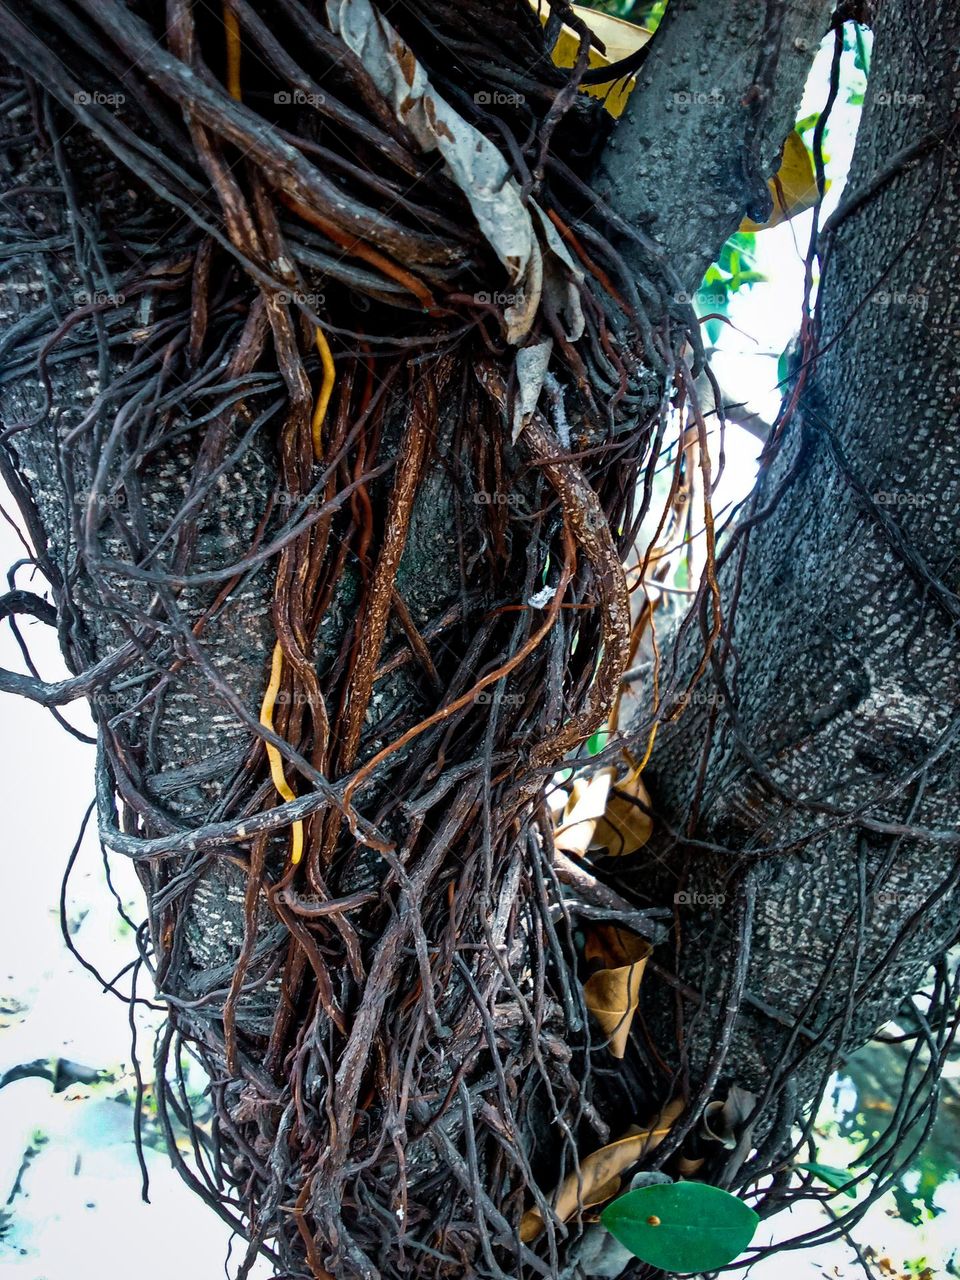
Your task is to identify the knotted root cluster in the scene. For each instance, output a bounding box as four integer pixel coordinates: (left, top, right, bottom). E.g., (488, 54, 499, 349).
(0, 3, 955, 1279)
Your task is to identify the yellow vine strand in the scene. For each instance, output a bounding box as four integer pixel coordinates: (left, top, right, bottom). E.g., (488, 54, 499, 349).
(227, 11, 300, 869)
(229, 9, 334, 867)
(311, 324, 336, 460)
(223, 6, 242, 102)
(259, 641, 304, 865)
(258, 333, 335, 866)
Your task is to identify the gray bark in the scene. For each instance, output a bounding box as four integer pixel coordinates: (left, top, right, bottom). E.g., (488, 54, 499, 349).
(0, 0, 832, 1042)
(596, 0, 833, 291)
(633, 0, 960, 1120)
(1, 0, 957, 1265)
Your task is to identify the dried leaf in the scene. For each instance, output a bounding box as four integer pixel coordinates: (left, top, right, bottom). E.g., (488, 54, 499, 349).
(329, 0, 540, 337)
(583, 946, 649, 1057)
(519, 1099, 684, 1241)
(553, 770, 612, 857)
(539, 3, 652, 119)
(701, 1085, 757, 1149)
(740, 130, 823, 232)
(513, 339, 554, 442)
(591, 766, 652, 855)
(583, 923, 649, 968)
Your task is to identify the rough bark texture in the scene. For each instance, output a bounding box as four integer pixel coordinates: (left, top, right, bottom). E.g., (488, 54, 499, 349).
(596, 0, 833, 289)
(0, 0, 831, 1045)
(0, 0, 957, 1273)
(634, 0, 960, 1120)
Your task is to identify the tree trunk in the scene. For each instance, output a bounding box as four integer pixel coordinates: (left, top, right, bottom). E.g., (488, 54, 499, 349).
(0, 0, 957, 1276)
(631, 0, 960, 1134)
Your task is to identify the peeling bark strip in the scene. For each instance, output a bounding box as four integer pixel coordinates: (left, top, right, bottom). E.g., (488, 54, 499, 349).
(338, 358, 451, 771)
(480, 362, 632, 769)
(0, 0, 958, 1278)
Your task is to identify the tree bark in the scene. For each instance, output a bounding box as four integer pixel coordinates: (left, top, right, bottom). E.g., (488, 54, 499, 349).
(0, 0, 958, 1275)
(632, 0, 960, 1155)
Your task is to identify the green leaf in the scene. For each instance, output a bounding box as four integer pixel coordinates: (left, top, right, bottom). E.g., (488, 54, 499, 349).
(587, 729, 609, 756)
(600, 1182, 759, 1273)
(728, 269, 767, 292)
(853, 24, 870, 75)
(795, 1162, 858, 1198)
(726, 231, 757, 255)
(795, 111, 821, 136)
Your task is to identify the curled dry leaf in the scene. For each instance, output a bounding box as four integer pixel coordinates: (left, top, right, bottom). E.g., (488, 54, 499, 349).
(553, 770, 613, 857)
(331, 0, 546, 340)
(519, 1099, 684, 1241)
(582, 925, 650, 1057)
(740, 130, 822, 232)
(583, 958, 648, 1057)
(537, 2, 652, 119)
(582, 924, 651, 969)
(591, 765, 653, 855)
(552, 765, 652, 861)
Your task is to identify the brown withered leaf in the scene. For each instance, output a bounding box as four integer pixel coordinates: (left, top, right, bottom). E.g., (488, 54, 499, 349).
(583, 924, 650, 968)
(582, 935, 650, 1057)
(553, 770, 612, 857)
(519, 1099, 684, 1241)
(590, 765, 653, 855)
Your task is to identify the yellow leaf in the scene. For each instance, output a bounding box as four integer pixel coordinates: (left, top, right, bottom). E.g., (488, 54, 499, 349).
(591, 765, 652, 855)
(583, 924, 650, 969)
(554, 769, 612, 857)
(740, 130, 824, 232)
(583, 946, 649, 1057)
(519, 1099, 683, 1240)
(532, 2, 651, 119)
(569, 7, 651, 62)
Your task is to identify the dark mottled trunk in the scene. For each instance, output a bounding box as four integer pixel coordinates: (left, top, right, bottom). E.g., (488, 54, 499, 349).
(633, 0, 960, 1133)
(1, 0, 958, 1273)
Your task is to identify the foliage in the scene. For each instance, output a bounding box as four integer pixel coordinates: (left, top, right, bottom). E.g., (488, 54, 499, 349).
(601, 1180, 759, 1272)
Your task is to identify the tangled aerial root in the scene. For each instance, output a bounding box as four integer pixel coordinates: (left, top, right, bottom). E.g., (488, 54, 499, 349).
(0, 3, 956, 1278)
